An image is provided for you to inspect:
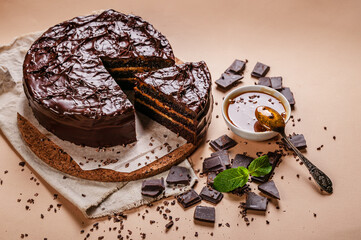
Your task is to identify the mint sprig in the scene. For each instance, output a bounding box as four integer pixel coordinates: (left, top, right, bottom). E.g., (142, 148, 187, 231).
(213, 155, 272, 192)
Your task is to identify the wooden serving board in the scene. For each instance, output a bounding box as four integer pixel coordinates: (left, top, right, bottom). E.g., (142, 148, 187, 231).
(17, 113, 196, 182)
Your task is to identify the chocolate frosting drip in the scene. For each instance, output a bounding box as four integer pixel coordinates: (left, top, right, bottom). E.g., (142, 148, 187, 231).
(23, 9, 175, 123)
(136, 61, 211, 115)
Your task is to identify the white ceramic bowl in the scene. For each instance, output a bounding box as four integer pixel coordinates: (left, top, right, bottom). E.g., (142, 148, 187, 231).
(221, 85, 291, 141)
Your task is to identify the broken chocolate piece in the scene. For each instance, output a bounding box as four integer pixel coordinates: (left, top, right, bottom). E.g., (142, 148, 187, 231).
(203, 156, 226, 173)
(232, 154, 253, 168)
(207, 172, 217, 187)
(215, 73, 243, 89)
(209, 134, 237, 151)
(211, 150, 231, 167)
(258, 77, 271, 87)
(285, 134, 307, 150)
(280, 87, 295, 106)
(166, 166, 191, 185)
(258, 180, 280, 200)
(177, 189, 202, 208)
(251, 62, 270, 78)
(270, 77, 283, 90)
(245, 192, 268, 211)
(252, 152, 281, 183)
(199, 186, 223, 204)
(225, 59, 246, 74)
(194, 206, 215, 223)
(141, 178, 165, 197)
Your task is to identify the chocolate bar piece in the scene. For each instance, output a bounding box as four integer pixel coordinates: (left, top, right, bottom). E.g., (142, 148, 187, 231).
(232, 154, 253, 168)
(177, 189, 202, 208)
(285, 134, 307, 150)
(211, 150, 231, 167)
(207, 172, 217, 187)
(252, 152, 281, 183)
(258, 180, 280, 200)
(258, 77, 271, 87)
(209, 134, 237, 151)
(251, 62, 270, 78)
(225, 59, 246, 74)
(141, 178, 165, 197)
(203, 156, 226, 173)
(215, 73, 243, 89)
(194, 206, 215, 223)
(270, 77, 283, 90)
(280, 87, 295, 106)
(199, 186, 223, 204)
(166, 166, 191, 185)
(245, 192, 268, 211)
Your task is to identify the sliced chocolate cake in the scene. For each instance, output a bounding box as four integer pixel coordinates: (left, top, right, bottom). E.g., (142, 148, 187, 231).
(134, 61, 213, 144)
(23, 10, 175, 147)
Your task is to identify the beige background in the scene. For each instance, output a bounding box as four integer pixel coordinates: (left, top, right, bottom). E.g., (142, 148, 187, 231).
(1, 0, 361, 239)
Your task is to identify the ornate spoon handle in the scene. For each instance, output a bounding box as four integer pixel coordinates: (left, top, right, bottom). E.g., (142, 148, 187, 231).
(280, 132, 333, 194)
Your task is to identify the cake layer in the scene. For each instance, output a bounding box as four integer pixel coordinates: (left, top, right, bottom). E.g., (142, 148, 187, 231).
(23, 9, 175, 147)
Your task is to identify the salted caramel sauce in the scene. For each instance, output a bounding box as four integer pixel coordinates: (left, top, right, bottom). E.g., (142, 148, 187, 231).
(226, 91, 286, 132)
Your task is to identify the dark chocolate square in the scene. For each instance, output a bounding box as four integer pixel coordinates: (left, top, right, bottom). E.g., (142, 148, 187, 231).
(270, 77, 283, 90)
(225, 59, 246, 74)
(141, 178, 165, 197)
(194, 206, 215, 223)
(285, 134, 307, 150)
(245, 192, 268, 211)
(199, 186, 223, 204)
(177, 189, 201, 208)
(203, 156, 226, 173)
(251, 62, 270, 78)
(211, 150, 231, 167)
(232, 154, 253, 168)
(166, 166, 191, 185)
(258, 180, 280, 200)
(209, 134, 238, 151)
(280, 87, 295, 106)
(251, 152, 281, 183)
(215, 73, 243, 89)
(258, 77, 271, 87)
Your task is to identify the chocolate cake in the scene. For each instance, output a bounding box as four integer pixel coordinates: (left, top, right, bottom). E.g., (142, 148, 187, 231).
(134, 61, 213, 144)
(23, 9, 175, 147)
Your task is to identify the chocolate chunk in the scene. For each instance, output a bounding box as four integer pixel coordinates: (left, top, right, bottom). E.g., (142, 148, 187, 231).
(194, 206, 215, 223)
(166, 166, 191, 185)
(211, 150, 231, 167)
(207, 172, 217, 187)
(270, 77, 283, 90)
(209, 134, 237, 151)
(203, 156, 226, 173)
(252, 152, 281, 183)
(245, 192, 268, 211)
(141, 178, 165, 197)
(232, 154, 253, 168)
(215, 73, 243, 89)
(177, 189, 202, 208)
(258, 77, 271, 87)
(251, 62, 270, 78)
(225, 59, 246, 74)
(165, 221, 174, 229)
(199, 186, 223, 204)
(280, 87, 295, 106)
(285, 134, 307, 150)
(258, 180, 280, 200)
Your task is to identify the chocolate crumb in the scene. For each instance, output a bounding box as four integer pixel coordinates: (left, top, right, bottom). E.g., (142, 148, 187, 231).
(165, 220, 174, 230)
(195, 232, 198, 237)
(266, 220, 270, 224)
(296, 174, 300, 178)
(19, 162, 26, 167)
(81, 194, 86, 197)
(333, 136, 336, 140)
(324, 127, 327, 130)
(314, 213, 317, 217)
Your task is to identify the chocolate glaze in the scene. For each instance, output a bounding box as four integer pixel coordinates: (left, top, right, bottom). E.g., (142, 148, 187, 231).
(135, 61, 211, 118)
(23, 9, 175, 147)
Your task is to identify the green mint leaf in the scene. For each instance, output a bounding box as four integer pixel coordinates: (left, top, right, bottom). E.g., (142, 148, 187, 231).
(213, 167, 249, 192)
(248, 155, 272, 177)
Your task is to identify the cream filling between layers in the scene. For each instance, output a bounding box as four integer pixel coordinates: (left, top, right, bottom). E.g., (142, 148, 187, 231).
(134, 87, 196, 126)
(135, 98, 196, 135)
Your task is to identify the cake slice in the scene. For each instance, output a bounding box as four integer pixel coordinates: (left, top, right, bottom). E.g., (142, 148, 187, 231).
(134, 61, 212, 144)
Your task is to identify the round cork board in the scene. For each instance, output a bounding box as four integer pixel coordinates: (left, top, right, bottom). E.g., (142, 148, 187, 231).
(17, 113, 197, 182)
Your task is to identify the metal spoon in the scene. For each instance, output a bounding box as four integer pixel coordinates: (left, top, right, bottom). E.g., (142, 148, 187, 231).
(255, 106, 333, 194)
